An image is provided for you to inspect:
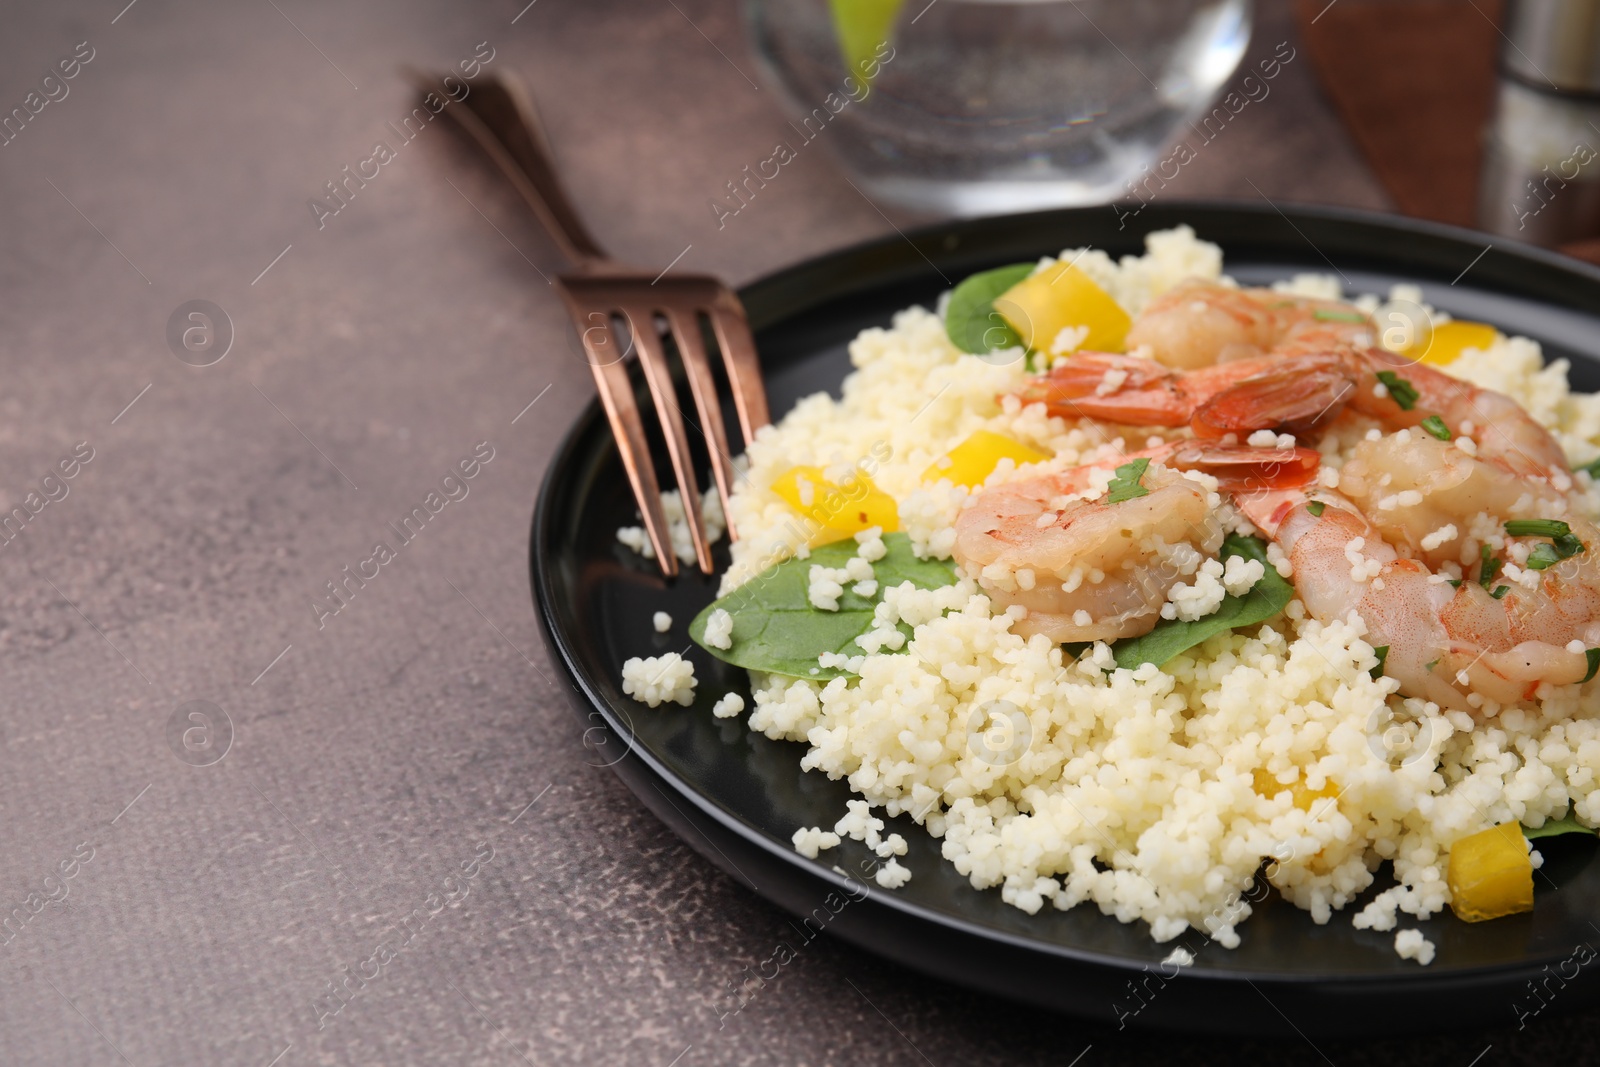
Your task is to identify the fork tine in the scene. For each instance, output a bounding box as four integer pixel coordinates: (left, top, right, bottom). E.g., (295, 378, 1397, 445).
(665, 309, 741, 543)
(626, 308, 715, 575)
(707, 288, 771, 441)
(592, 357, 679, 577)
(560, 286, 679, 577)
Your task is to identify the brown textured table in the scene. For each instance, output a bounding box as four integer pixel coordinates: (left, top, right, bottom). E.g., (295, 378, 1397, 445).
(0, 1, 1591, 1064)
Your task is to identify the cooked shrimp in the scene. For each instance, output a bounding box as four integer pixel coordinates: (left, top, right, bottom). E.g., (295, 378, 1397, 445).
(1009, 276, 1598, 707)
(953, 443, 1318, 643)
(1022, 345, 1570, 483)
(1336, 432, 1566, 567)
(1125, 281, 1374, 369)
(1018, 350, 1358, 439)
(1341, 358, 1571, 480)
(1240, 487, 1600, 709)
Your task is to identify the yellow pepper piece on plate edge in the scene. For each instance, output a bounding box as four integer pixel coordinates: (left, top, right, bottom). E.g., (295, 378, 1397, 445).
(1448, 822, 1534, 922)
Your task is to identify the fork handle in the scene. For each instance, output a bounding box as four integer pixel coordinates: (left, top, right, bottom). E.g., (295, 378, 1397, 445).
(442, 71, 609, 268)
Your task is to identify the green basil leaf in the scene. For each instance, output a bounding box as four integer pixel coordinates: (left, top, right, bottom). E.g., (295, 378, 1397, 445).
(1371, 645, 1389, 679)
(690, 532, 957, 680)
(1307, 501, 1325, 517)
(944, 263, 1035, 354)
(1523, 814, 1598, 840)
(1585, 648, 1600, 684)
(1420, 415, 1452, 441)
(1108, 535, 1293, 670)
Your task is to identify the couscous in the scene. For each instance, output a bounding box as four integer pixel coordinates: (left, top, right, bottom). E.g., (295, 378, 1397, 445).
(622, 227, 1600, 962)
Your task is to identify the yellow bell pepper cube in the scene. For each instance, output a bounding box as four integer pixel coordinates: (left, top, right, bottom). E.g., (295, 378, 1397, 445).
(993, 262, 1131, 354)
(1415, 320, 1498, 366)
(1447, 822, 1534, 922)
(771, 465, 899, 545)
(921, 430, 1050, 489)
(1253, 768, 1339, 813)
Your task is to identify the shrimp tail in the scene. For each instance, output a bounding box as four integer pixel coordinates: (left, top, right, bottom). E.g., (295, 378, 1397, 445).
(1015, 351, 1364, 441)
(1013, 352, 1192, 426)
(1189, 353, 1360, 439)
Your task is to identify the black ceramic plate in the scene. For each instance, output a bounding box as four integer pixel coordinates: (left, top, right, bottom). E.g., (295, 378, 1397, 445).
(532, 202, 1600, 1037)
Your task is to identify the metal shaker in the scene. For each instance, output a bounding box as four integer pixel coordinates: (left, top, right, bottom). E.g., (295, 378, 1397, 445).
(1478, 0, 1600, 244)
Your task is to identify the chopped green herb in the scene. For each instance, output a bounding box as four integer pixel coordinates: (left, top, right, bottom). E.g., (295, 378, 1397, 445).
(1448, 578, 1463, 589)
(1586, 649, 1600, 684)
(1370, 645, 1389, 679)
(1313, 308, 1367, 323)
(1480, 545, 1501, 589)
(1577, 456, 1600, 480)
(1528, 534, 1586, 570)
(1420, 415, 1452, 441)
(1375, 371, 1420, 411)
(1106, 458, 1151, 504)
(1504, 520, 1584, 570)
(1506, 519, 1572, 538)
(1425, 659, 1439, 672)
(1307, 500, 1326, 517)
(1491, 585, 1511, 600)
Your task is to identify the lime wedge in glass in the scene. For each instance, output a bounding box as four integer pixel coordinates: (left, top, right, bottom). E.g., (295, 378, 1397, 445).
(827, 0, 904, 79)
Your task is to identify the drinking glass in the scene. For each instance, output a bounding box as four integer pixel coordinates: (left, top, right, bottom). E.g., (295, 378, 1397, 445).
(743, 0, 1253, 216)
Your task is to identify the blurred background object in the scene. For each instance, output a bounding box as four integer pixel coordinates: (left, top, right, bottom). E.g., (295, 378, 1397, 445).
(1478, 0, 1600, 245)
(744, 0, 1254, 215)
(1295, 0, 1600, 261)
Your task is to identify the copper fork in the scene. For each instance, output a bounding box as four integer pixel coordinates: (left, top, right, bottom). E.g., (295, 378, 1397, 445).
(426, 70, 769, 576)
